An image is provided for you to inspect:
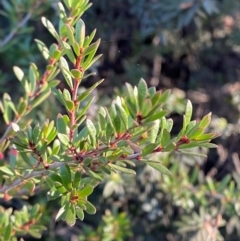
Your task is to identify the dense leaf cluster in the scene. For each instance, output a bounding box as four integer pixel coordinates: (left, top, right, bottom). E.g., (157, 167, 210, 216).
(0, 0, 219, 240)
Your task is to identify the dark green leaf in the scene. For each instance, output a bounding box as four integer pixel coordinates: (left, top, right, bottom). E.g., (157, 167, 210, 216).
(199, 112, 212, 129)
(143, 110, 168, 123)
(30, 88, 51, 109)
(65, 204, 76, 226)
(85, 201, 96, 214)
(184, 99, 193, 128)
(55, 181, 68, 194)
(58, 133, 69, 146)
(4, 224, 12, 241)
(145, 161, 171, 176)
(60, 164, 72, 190)
(73, 171, 81, 189)
(13, 66, 24, 82)
(110, 163, 136, 175)
(85, 168, 102, 181)
(76, 207, 84, 220)
(77, 79, 104, 102)
(142, 143, 159, 156)
(115, 103, 128, 129)
(78, 186, 94, 197)
(83, 39, 100, 56)
(75, 19, 85, 47)
(41, 17, 60, 41)
(138, 78, 148, 109)
(86, 119, 96, 146)
(0, 166, 14, 175)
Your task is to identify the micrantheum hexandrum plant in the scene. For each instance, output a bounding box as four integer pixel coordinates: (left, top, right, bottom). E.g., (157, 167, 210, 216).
(0, 0, 218, 240)
(78, 210, 132, 241)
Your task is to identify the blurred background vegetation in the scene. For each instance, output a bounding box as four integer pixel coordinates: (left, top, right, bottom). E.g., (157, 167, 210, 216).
(1, 0, 240, 240)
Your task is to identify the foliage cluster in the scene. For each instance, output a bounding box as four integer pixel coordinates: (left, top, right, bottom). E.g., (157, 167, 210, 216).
(1, 0, 240, 241)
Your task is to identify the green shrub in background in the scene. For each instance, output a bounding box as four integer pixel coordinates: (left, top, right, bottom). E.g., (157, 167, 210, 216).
(0, 0, 218, 240)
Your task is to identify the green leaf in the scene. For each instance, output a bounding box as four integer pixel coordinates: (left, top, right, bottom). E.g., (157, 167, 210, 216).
(57, 114, 68, 134)
(77, 79, 104, 102)
(141, 98, 152, 116)
(76, 208, 84, 220)
(65, 204, 76, 226)
(17, 98, 27, 116)
(52, 88, 65, 106)
(138, 78, 148, 109)
(83, 54, 102, 71)
(178, 150, 207, 158)
(29, 63, 37, 93)
(151, 91, 162, 107)
(83, 39, 101, 56)
(199, 112, 212, 129)
(71, 69, 81, 79)
(41, 17, 60, 41)
(28, 229, 42, 239)
(73, 171, 81, 189)
(0, 166, 14, 175)
(143, 110, 168, 123)
(142, 143, 158, 156)
(60, 164, 72, 190)
(64, 24, 74, 45)
(188, 127, 204, 139)
(19, 152, 33, 167)
(72, 41, 80, 56)
(217, 175, 231, 192)
(152, 89, 170, 106)
(78, 186, 94, 197)
(13, 66, 24, 82)
(149, 120, 160, 143)
(55, 181, 68, 194)
(85, 168, 102, 181)
(48, 79, 60, 88)
(76, 96, 95, 120)
(3, 93, 13, 124)
(113, 114, 123, 134)
(199, 142, 218, 148)
(62, 41, 76, 64)
(57, 2, 67, 20)
(184, 100, 193, 127)
(30, 204, 40, 217)
(86, 119, 96, 146)
(84, 29, 97, 47)
(65, 100, 74, 112)
(158, 89, 171, 104)
(85, 201, 96, 215)
(60, 57, 73, 89)
(75, 19, 85, 47)
(55, 206, 66, 221)
(161, 129, 171, 147)
(194, 133, 217, 141)
(145, 161, 171, 176)
(58, 133, 69, 146)
(110, 163, 136, 175)
(49, 173, 63, 184)
(115, 103, 128, 129)
(35, 39, 49, 59)
(4, 224, 12, 241)
(206, 177, 216, 193)
(148, 86, 156, 95)
(105, 108, 117, 136)
(63, 0, 71, 8)
(30, 88, 51, 109)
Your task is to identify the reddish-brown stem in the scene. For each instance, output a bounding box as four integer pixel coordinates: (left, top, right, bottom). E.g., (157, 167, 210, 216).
(69, 48, 84, 142)
(175, 135, 190, 150)
(28, 141, 49, 169)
